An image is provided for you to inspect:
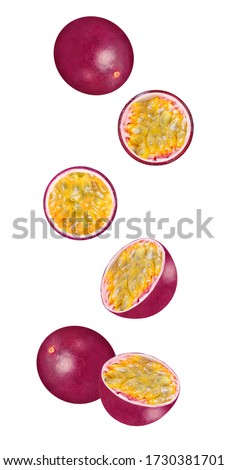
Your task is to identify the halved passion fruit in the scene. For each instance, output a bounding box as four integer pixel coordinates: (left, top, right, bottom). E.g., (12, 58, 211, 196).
(37, 326, 115, 404)
(54, 16, 134, 95)
(99, 353, 180, 426)
(43, 167, 117, 240)
(101, 238, 177, 318)
(118, 90, 193, 165)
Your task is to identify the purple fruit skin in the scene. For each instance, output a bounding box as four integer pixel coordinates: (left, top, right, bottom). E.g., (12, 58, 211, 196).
(102, 243, 177, 319)
(37, 326, 115, 404)
(99, 378, 178, 426)
(54, 16, 134, 95)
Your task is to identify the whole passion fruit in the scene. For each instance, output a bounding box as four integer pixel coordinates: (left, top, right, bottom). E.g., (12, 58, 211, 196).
(118, 90, 193, 165)
(37, 326, 115, 404)
(54, 16, 134, 95)
(43, 166, 117, 240)
(99, 353, 180, 426)
(101, 238, 177, 318)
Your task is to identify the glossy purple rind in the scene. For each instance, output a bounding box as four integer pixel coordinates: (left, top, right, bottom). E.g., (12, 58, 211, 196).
(37, 326, 115, 404)
(54, 16, 134, 95)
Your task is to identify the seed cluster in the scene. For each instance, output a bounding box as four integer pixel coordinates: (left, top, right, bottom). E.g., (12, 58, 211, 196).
(48, 171, 114, 237)
(103, 355, 177, 405)
(104, 240, 163, 312)
(125, 96, 187, 161)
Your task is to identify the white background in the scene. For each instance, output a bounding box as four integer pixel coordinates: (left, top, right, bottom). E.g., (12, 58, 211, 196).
(1, 0, 226, 467)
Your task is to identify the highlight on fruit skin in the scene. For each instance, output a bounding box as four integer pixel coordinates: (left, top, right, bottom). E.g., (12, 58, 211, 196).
(43, 166, 117, 240)
(101, 238, 177, 319)
(118, 90, 194, 165)
(54, 16, 134, 95)
(99, 353, 180, 426)
(36, 326, 115, 404)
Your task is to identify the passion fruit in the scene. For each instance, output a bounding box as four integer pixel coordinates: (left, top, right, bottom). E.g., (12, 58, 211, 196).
(118, 90, 193, 165)
(54, 16, 134, 95)
(101, 238, 177, 318)
(43, 166, 117, 240)
(37, 326, 115, 404)
(99, 353, 180, 426)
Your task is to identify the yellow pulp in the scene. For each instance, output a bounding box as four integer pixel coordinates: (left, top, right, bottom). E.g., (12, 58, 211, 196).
(104, 240, 162, 312)
(103, 355, 177, 405)
(48, 171, 114, 237)
(125, 96, 187, 160)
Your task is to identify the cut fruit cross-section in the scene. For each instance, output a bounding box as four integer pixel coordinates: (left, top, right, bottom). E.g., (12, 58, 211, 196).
(118, 90, 193, 165)
(101, 238, 177, 318)
(44, 167, 117, 240)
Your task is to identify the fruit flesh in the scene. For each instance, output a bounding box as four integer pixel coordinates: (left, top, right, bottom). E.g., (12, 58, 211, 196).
(103, 240, 163, 312)
(125, 96, 187, 161)
(103, 355, 177, 405)
(47, 171, 114, 237)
